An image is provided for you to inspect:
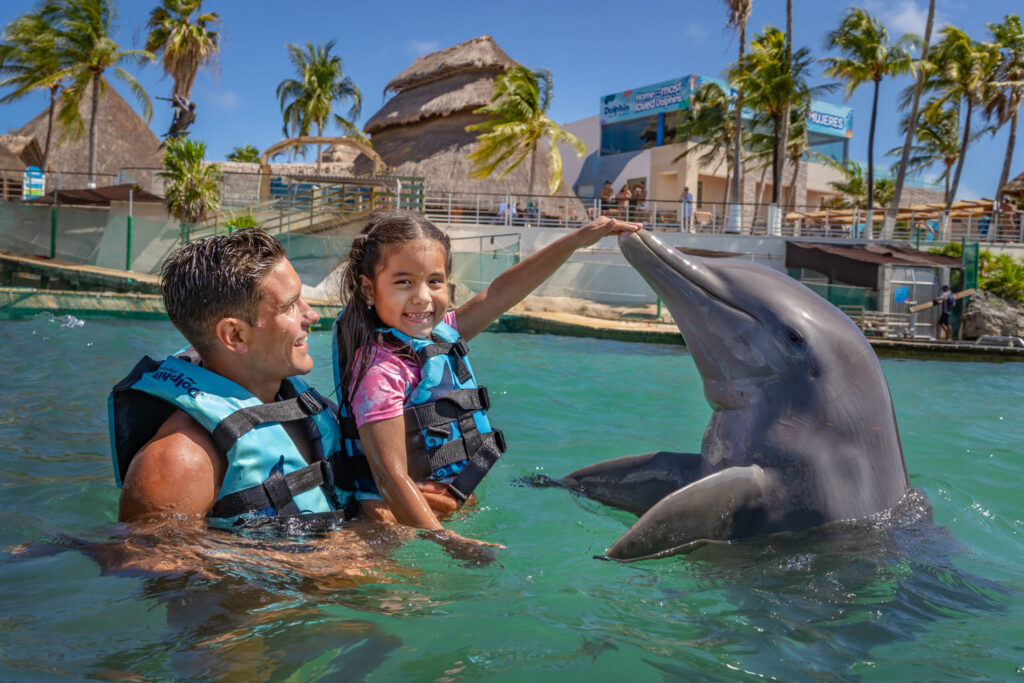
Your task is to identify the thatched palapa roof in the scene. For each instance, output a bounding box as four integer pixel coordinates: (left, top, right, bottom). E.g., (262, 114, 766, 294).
(16, 85, 162, 183)
(365, 71, 499, 134)
(383, 35, 516, 96)
(0, 135, 43, 171)
(1002, 170, 1024, 199)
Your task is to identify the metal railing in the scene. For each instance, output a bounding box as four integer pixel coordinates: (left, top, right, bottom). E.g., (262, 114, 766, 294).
(422, 190, 1024, 245)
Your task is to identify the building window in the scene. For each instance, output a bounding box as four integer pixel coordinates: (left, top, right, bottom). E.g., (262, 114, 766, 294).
(600, 115, 659, 155)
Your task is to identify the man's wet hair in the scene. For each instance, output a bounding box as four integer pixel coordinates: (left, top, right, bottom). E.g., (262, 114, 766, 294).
(161, 228, 286, 355)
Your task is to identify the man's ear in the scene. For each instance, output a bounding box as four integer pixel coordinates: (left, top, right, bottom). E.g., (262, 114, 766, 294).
(213, 317, 251, 354)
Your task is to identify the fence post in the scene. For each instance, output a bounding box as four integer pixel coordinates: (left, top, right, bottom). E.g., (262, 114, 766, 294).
(50, 187, 57, 259)
(475, 194, 480, 225)
(125, 187, 133, 271)
(447, 191, 452, 224)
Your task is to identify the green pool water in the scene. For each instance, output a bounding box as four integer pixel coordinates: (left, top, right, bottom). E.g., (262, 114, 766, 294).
(1, 315, 1022, 681)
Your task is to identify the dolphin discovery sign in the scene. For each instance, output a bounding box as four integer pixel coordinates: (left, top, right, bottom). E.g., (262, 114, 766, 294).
(600, 76, 694, 125)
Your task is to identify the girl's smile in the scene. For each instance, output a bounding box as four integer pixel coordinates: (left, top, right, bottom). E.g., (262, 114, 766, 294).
(362, 239, 449, 338)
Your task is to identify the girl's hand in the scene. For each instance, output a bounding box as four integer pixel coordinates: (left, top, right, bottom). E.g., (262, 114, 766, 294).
(416, 480, 477, 513)
(573, 216, 641, 249)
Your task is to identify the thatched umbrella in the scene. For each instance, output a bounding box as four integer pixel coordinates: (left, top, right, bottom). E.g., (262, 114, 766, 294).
(16, 86, 162, 188)
(1001, 170, 1024, 200)
(361, 35, 550, 196)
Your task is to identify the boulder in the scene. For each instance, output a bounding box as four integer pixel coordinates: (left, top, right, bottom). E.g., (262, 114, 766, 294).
(962, 289, 1024, 339)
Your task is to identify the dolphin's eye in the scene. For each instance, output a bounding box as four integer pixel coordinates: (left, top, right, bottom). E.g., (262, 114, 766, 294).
(788, 328, 804, 344)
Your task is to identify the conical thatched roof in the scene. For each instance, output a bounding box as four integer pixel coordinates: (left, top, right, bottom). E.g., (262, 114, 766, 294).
(383, 35, 515, 95)
(16, 85, 162, 182)
(1002, 170, 1024, 198)
(365, 71, 498, 134)
(0, 135, 43, 170)
(361, 35, 552, 195)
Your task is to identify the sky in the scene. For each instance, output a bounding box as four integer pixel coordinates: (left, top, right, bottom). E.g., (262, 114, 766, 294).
(1, 0, 1021, 201)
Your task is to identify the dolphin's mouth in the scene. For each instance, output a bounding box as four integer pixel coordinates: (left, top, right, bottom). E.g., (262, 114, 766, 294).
(619, 230, 761, 327)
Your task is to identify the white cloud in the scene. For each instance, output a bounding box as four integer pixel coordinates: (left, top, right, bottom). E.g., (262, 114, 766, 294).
(407, 40, 440, 57)
(683, 22, 708, 43)
(866, 0, 950, 38)
(205, 89, 241, 110)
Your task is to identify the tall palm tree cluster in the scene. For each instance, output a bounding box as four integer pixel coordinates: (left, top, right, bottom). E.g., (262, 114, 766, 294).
(675, 2, 1023, 220)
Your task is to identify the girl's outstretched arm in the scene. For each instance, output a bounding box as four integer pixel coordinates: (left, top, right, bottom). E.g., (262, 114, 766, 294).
(454, 216, 641, 340)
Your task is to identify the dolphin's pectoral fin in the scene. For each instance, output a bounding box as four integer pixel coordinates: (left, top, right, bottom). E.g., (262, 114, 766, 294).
(559, 451, 705, 516)
(605, 465, 772, 562)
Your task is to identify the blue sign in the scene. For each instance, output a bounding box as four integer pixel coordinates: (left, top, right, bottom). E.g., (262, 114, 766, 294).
(22, 165, 44, 199)
(807, 100, 854, 138)
(600, 77, 693, 125)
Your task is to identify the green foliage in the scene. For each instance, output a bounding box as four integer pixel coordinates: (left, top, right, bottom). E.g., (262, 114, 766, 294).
(145, 0, 220, 101)
(276, 40, 363, 167)
(466, 65, 585, 195)
(226, 143, 260, 163)
(224, 212, 259, 231)
(159, 136, 221, 223)
(928, 242, 1024, 302)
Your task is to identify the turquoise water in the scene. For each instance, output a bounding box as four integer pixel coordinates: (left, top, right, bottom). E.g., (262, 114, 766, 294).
(1, 315, 1023, 681)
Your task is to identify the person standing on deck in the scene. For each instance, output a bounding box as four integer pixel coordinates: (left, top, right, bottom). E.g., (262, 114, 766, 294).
(936, 284, 955, 341)
(680, 186, 694, 232)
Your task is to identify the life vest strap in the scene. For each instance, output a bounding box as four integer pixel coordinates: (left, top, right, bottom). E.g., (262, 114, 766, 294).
(212, 390, 326, 452)
(418, 338, 472, 383)
(447, 430, 507, 503)
(211, 457, 335, 518)
(404, 387, 490, 432)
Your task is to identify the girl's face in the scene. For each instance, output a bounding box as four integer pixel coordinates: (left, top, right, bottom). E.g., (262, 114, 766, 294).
(362, 239, 449, 338)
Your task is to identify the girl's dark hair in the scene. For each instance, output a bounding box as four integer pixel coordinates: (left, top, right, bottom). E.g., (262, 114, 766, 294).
(335, 212, 453, 402)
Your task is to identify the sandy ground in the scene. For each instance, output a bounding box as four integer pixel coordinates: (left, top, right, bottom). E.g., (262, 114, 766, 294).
(509, 294, 675, 325)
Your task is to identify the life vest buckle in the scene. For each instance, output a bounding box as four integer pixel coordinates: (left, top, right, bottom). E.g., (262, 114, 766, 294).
(297, 390, 324, 416)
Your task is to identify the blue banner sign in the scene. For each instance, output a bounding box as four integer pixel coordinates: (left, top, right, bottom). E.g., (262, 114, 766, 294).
(22, 166, 45, 200)
(601, 75, 854, 140)
(806, 100, 854, 138)
(600, 77, 693, 125)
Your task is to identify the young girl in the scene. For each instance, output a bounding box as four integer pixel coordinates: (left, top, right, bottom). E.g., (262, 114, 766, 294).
(333, 212, 638, 540)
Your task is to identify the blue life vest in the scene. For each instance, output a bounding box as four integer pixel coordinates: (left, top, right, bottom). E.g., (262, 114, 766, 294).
(109, 349, 353, 525)
(331, 315, 506, 503)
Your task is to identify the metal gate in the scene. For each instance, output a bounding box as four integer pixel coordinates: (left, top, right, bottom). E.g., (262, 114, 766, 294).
(884, 265, 942, 339)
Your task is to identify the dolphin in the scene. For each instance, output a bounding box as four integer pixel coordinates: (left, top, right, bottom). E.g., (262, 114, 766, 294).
(554, 229, 913, 562)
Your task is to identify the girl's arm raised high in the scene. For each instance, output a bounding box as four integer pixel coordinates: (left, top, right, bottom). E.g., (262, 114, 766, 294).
(454, 216, 640, 340)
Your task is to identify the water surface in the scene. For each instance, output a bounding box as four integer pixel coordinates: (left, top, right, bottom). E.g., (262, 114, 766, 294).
(1, 316, 1022, 680)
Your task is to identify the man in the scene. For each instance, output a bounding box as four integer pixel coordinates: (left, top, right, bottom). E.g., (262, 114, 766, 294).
(112, 228, 350, 524)
(680, 186, 694, 232)
(936, 284, 955, 341)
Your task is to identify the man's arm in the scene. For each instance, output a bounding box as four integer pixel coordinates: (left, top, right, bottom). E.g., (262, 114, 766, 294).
(118, 410, 227, 523)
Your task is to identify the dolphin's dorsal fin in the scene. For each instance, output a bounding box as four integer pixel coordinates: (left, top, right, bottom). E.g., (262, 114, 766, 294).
(606, 465, 771, 562)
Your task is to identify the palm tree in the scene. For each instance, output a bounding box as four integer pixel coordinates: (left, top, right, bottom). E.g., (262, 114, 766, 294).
(226, 143, 260, 163)
(823, 8, 916, 235)
(46, 0, 153, 186)
(887, 101, 965, 202)
(673, 80, 739, 202)
(466, 65, 585, 195)
(276, 40, 362, 172)
(984, 14, 1024, 204)
(0, 6, 68, 172)
(722, 0, 752, 232)
(159, 136, 220, 223)
(886, 0, 936, 237)
(730, 27, 821, 212)
(144, 0, 220, 102)
(776, 0, 793, 217)
(819, 157, 894, 210)
(922, 27, 1000, 214)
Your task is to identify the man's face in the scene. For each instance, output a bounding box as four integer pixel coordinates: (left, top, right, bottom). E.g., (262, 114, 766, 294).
(246, 258, 320, 380)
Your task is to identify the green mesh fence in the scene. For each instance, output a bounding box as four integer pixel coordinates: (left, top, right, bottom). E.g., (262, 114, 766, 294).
(801, 281, 878, 310)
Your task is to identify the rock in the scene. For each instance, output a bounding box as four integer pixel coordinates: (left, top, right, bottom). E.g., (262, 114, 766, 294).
(962, 290, 1024, 339)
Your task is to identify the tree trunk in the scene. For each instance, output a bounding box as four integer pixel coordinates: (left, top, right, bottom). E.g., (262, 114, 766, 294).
(316, 122, 323, 173)
(529, 146, 537, 197)
(42, 86, 57, 172)
(867, 78, 880, 213)
(88, 74, 100, 186)
(771, 115, 783, 204)
(786, 155, 800, 211)
(945, 98, 973, 214)
(995, 108, 1018, 204)
(753, 164, 768, 226)
(728, 23, 746, 232)
(885, 0, 935, 237)
(776, 0, 792, 208)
